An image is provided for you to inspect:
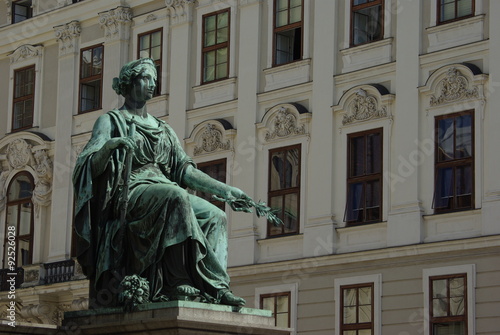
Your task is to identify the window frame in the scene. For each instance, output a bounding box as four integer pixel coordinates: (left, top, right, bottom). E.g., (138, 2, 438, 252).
(345, 128, 383, 225)
(267, 144, 301, 237)
(11, 65, 36, 132)
(137, 28, 163, 96)
(437, 0, 475, 25)
(350, 0, 384, 47)
(433, 110, 474, 214)
(196, 158, 227, 211)
(272, 0, 304, 67)
(2, 172, 34, 269)
(201, 8, 231, 85)
(429, 273, 468, 335)
(12, 0, 33, 24)
(78, 44, 104, 114)
(260, 291, 291, 328)
(340, 282, 375, 335)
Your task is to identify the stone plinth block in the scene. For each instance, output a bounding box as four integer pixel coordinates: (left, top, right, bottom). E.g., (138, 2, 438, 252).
(62, 300, 291, 335)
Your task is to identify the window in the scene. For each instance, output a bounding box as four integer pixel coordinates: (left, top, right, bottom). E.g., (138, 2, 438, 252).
(345, 129, 382, 225)
(430, 274, 467, 335)
(273, 0, 303, 66)
(268, 144, 301, 237)
(433, 111, 474, 213)
(260, 292, 291, 328)
(340, 283, 374, 335)
(437, 0, 474, 24)
(12, 0, 32, 24)
(138, 29, 163, 96)
(202, 9, 230, 84)
(12, 65, 35, 131)
(351, 0, 383, 47)
(79, 44, 104, 113)
(197, 159, 227, 211)
(3, 173, 34, 269)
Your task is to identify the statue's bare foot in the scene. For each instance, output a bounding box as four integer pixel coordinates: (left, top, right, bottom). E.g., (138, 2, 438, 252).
(175, 285, 200, 297)
(220, 291, 246, 306)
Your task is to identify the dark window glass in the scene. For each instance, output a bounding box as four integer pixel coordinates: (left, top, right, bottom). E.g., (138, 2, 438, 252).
(268, 145, 301, 237)
(340, 283, 374, 335)
(138, 29, 162, 96)
(351, 0, 383, 47)
(202, 10, 230, 83)
(12, 65, 35, 131)
(434, 111, 474, 213)
(12, 0, 32, 23)
(345, 129, 382, 225)
(430, 274, 467, 335)
(79, 45, 103, 113)
(438, 0, 474, 24)
(260, 292, 291, 328)
(3, 173, 34, 269)
(273, 0, 303, 66)
(197, 159, 227, 211)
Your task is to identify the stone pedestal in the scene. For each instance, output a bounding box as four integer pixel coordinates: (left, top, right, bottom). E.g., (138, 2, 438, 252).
(61, 300, 291, 335)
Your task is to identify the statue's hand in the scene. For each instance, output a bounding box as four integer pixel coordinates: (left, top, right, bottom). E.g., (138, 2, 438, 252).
(103, 137, 136, 154)
(226, 188, 253, 213)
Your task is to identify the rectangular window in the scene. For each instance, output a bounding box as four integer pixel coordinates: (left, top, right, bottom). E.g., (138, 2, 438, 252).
(79, 44, 103, 113)
(268, 144, 301, 237)
(438, 0, 474, 24)
(351, 0, 383, 47)
(138, 29, 163, 96)
(433, 111, 474, 213)
(345, 129, 382, 225)
(202, 9, 230, 84)
(196, 159, 227, 211)
(430, 274, 467, 335)
(12, 0, 32, 24)
(260, 292, 291, 328)
(12, 65, 35, 131)
(340, 283, 374, 335)
(273, 0, 303, 66)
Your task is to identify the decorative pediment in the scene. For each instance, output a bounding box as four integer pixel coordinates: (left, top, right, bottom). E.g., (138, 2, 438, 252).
(333, 84, 394, 126)
(257, 103, 311, 143)
(9, 44, 43, 64)
(98, 6, 132, 41)
(0, 132, 53, 214)
(186, 119, 235, 156)
(425, 64, 484, 107)
(54, 20, 81, 56)
(165, 0, 196, 25)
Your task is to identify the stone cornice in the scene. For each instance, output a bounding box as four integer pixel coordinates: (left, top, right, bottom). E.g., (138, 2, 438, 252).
(98, 6, 132, 42)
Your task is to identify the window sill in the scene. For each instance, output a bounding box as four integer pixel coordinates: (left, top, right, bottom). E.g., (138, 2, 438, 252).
(193, 77, 237, 109)
(257, 233, 304, 263)
(340, 38, 393, 74)
(426, 15, 485, 53)
(263, 58, 311, 92)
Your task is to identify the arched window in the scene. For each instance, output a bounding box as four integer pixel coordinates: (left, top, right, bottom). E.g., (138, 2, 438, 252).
(3, 172, 34, 269)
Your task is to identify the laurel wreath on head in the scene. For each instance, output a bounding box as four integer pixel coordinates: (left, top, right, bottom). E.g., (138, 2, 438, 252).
(212, 195, 283, 227)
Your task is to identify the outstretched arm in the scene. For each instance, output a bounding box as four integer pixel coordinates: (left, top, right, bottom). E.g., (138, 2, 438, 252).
(182, 165, 252, 212)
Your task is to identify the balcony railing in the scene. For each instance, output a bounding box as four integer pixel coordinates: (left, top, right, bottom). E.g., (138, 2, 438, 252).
(41, 259, 75, 285)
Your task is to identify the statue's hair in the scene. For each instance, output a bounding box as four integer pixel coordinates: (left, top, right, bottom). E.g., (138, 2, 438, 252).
(112, 58, 157, 96)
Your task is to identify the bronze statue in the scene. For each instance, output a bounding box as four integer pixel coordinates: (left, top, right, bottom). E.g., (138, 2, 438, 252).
(72, 58, 259, 308)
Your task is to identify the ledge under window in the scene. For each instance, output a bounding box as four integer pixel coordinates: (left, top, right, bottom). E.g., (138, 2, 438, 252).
(426, 15, 485, 53)
(263, 58, 311, 92)
(340, 38, 393, 74)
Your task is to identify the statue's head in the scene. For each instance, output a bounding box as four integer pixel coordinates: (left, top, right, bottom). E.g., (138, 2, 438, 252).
(112, 58, 157, 97)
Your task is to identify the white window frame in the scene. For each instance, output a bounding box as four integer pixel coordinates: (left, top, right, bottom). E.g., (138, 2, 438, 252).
(255, 282, 298, 334)
(423, 264, 476, 335)
(334, 273, 382, 335)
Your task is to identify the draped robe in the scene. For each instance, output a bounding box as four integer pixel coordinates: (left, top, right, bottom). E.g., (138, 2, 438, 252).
(73, 110, 230, 304)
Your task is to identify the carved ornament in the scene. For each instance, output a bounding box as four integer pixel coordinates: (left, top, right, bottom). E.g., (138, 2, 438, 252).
(9, 45, 42, 64)
(165, 0, 196, 25)
(265, 107, 306, 141)
(343, 89, 387, 125)
(54, 20, 81, 56)
(6, 138, 32, 169)
(430, 67, 479, 106)
(194, 123, 231, 156)
(98, 6, 132, 41)
(145, 14, 157, 22)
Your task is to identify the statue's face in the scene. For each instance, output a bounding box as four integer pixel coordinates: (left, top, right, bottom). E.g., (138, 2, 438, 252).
(129, 66, 157, 103)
